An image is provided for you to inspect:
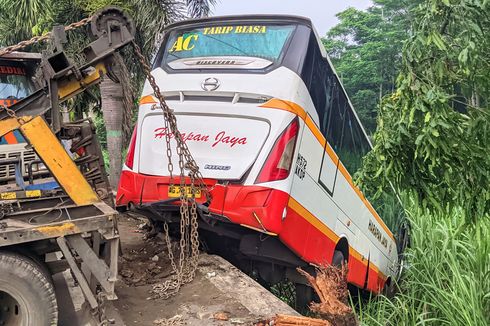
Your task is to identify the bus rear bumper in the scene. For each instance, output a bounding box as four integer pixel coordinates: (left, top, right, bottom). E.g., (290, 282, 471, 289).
(116, 170, 289, 234)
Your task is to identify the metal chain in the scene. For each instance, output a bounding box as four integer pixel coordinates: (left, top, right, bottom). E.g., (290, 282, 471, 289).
(0, 103, 18, 118)
(131, 41, 208, 299)
(0, 17, 92, 57)
(131, 42, 209, 196)
(93, 292, 115, 326)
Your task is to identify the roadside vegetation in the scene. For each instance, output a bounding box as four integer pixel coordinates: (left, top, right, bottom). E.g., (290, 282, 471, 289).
(358, 207, 489, 325)
(326, 0, 489, 324)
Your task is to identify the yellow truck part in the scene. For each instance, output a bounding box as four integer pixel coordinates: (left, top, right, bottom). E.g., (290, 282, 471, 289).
(19, 116, 100, 206)
(0, 116, 100, 206)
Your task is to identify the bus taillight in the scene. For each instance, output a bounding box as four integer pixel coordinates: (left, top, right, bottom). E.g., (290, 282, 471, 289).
(125, 126, 137, 170)
(256, 118, 299, 184)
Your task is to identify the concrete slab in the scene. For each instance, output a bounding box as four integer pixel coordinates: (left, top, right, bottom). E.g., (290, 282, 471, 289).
(58, 215, 298, 325)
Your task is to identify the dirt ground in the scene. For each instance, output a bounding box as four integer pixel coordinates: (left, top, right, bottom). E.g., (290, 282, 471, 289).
(108, 214, 298, 325)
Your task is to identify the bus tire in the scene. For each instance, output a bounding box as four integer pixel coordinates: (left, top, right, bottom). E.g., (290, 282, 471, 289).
(0, 252, 58, 326)
(383, 277, 397, 298)
(295, 283, 313, 312)
(332, 250, 346, 267)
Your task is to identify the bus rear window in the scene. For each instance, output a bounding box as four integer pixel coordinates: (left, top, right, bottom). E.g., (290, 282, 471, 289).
(161, 24, 296, 70)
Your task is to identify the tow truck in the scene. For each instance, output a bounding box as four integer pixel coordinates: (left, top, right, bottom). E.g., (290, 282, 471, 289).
(0, 7, 135, 325)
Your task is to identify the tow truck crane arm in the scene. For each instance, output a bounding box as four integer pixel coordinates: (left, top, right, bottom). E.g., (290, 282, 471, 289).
(0, 7, 135, 205)
(0, 8, 137, 322)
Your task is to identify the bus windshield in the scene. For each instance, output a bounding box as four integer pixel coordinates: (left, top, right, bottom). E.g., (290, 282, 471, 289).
(162, 24, 296, 70)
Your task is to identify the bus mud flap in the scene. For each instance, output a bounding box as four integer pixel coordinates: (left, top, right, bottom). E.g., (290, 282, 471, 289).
(239, 234, 306, 267)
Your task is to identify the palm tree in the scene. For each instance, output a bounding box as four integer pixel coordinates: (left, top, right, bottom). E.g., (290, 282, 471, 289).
(0, 0, 216, 188)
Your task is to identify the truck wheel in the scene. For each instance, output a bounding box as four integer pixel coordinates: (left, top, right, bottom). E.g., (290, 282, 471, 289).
(0, 252, 58, 326)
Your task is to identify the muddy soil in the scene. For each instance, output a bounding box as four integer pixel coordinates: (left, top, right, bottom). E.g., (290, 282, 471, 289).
(117, 214, 174, 287)
(111, 214, 297, 325)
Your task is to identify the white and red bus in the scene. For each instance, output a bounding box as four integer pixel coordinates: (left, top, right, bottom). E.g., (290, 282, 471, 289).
(117, 15, 401, 295)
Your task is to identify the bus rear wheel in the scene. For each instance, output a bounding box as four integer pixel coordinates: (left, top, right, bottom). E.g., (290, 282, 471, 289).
(0, 252, 58, 326)
(383, 277, 397, 298)
(295, 250, 346, 311)
(332, 250, 346, 267)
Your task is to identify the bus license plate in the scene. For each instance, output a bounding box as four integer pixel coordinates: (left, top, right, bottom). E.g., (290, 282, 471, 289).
(168, 186, 201, 198)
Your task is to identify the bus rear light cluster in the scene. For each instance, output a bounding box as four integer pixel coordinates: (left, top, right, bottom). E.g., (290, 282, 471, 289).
(125, 126, 137, 170)
(256, 118, 299, 184)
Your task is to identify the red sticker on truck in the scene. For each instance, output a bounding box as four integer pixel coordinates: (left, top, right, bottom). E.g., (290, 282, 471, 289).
(0, 66, 26, 75)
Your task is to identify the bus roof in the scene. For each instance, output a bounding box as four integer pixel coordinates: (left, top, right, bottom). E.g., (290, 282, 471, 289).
(164, 14, 314, 31)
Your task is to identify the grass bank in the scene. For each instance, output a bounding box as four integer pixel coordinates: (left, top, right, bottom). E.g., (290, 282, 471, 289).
(359, 209, 490, 325)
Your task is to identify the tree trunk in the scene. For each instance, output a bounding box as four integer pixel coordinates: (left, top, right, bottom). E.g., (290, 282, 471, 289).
(100, 66, 123, 189)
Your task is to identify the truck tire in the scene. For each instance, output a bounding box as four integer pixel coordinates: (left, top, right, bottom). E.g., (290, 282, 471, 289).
(0, 252, 58, 326)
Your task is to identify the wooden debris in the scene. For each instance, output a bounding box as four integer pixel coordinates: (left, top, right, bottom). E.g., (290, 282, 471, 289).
(213, 311, 230, 321)
(153, 315, 184, 326)
(274, 314, 331, 325)
(298, 264, 358, 326)
(259, 264, 358, 326)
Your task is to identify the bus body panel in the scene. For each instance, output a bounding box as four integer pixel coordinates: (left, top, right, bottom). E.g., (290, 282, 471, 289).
(138, 110, 271, 180)
(142, 67, 317, 120)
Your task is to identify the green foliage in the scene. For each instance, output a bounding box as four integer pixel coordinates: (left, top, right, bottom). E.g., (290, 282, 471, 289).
(270, 281, 296, 308)
(328, 2, 490, 323)
(77, 0, 131, 14)
(0, 0, 54, 46)
(94, 113, 107, 148)
(358, 207, 490, 325)
(358, 0, 490, 218)
(322, 0, 422, 133)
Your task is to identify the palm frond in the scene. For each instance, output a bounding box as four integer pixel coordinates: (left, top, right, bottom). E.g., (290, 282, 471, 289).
(186, 0, 216, 18)
(0, 0, 54, 45)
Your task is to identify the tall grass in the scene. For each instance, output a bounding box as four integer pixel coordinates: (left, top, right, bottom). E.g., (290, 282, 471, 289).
(359, 207, 490, 325)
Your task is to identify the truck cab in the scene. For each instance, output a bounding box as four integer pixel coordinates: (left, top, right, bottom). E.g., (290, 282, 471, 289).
(0, 52, 45, 184)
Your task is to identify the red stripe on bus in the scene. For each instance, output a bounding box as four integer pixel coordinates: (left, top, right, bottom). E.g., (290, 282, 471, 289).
(117, 170, 388, 292)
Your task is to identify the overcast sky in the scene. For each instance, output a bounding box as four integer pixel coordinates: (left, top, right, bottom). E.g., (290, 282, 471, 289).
(212, 0, 372, 37)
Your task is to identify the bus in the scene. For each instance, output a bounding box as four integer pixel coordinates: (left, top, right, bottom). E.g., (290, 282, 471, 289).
(116, 15, 401, 296)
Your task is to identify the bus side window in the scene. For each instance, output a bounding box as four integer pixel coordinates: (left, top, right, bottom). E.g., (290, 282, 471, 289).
(318, 79, 346, 195)
(302, 33, 335, 134)
(321, 73, 334, 135)
(338, 107, 370, 175)
(326, 82, 347, 152)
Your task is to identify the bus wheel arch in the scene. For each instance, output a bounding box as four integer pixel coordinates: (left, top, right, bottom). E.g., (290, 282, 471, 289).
(383, 276, 397, 298)
(333, 237, 349, 266)
(384, 276, 392, 290)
